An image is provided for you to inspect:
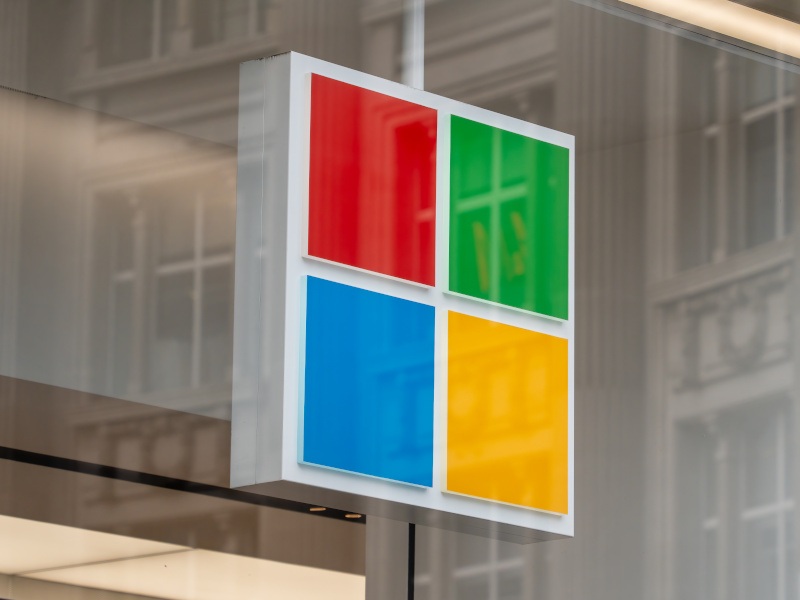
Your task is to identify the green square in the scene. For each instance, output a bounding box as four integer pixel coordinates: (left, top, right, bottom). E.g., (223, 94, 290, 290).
(448, 115, 569, 320)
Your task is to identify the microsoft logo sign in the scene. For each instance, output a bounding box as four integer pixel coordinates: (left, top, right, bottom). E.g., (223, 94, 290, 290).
(232, 53, 574, 542)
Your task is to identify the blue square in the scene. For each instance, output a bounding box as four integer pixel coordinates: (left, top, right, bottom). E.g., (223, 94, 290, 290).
(302, 276, 435, 487)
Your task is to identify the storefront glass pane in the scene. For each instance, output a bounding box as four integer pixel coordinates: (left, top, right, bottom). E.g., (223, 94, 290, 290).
(1, 0, 799, 598)
(414, 0, 800, 599)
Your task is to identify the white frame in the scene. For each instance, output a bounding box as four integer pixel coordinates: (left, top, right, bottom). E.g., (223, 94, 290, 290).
(231, 52, 575, 542)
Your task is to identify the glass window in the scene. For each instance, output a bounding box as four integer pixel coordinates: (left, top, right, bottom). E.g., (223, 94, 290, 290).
(677, 40, 719, 269)
(744, 114, 779, 248)
(675, 43, 796, 266)
(784, 108, 794, 234)
(94, 173, 235, 401)
(744, 516, 780, 600)
(192, 0, 271, 47)
(97, 0, 155, 67)
(3, 0, 800, 598)
(743, 58, 778, 110)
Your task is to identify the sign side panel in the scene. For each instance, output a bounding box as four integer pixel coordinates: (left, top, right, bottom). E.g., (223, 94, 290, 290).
(239, 480, 566, 544)
(231, 56, 291, 487)
(567, 137, 576, 536)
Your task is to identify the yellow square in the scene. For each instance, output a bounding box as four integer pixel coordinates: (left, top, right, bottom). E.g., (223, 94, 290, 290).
(446, 312, 569, 514)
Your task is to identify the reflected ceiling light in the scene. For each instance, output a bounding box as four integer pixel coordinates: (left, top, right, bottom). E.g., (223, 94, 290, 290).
(0, 514, 364, 599)
(0, 514, 184, 575)
(619, 0, 800, 58)
(28, 549, 365, 600)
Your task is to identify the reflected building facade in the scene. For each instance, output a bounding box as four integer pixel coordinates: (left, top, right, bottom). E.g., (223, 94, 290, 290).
(0, 0, 797, 599)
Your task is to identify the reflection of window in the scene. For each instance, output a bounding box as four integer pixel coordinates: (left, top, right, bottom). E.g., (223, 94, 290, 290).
(95, 0, 272, 68)
(677, 42, 796, 270)
(739, 409, 795, 600)
(448, 116, 569, 318)
(97, 0, 157, 67)
(414, 532, 526, 600)
(96, 173, 235, 397)
(452, 535, 524, 600)
(676, 42, 718, 270)
(677, 404, 795, 600)
(736, 0, 800, 24)
(738, 59, 795, 252)
(192, 0, 272, 48)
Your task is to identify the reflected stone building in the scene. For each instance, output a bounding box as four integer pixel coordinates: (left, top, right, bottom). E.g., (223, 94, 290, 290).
(646, 38, 798, 600)
(0, 1, 796, 599)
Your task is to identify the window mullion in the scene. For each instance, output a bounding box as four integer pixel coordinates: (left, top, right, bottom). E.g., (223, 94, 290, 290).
(777, 416, 787, 600)
(714, 53, 731, 261)
(191, 193, 204, 388)
(716, 423, 734, 600)
(152, 0, 162, 59)
(247, 0, 259, 38)
(776, 75, 787, 239)
(130, 192, 147, 395)
(106, 266, 118, 393)
(489, 537, 498, 600)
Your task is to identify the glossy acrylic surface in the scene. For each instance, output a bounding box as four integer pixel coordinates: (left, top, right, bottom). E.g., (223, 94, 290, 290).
(449, 115, 569, 319)
(302, 276, 435, 487)
(446, 311, 569, 514)
(308, 74, 437, 285)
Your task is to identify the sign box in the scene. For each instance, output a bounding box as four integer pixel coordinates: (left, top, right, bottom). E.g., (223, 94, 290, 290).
(231, 52, 574, 543)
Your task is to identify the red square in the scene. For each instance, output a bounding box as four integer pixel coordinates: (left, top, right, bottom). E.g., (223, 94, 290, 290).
(307, 74, 437, 286)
